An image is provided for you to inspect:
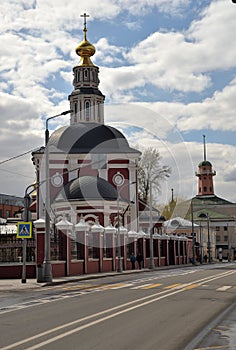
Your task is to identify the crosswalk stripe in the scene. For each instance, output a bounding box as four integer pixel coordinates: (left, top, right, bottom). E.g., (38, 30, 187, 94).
(100, 283, 132, 290)
(131, 284, 153, 289)
(216, 286, 232, 291)
(142, 283, 163, 289)
(61, 283, 235, 294)
(110, 283, 134, 290)
(63, 284, 93, 290)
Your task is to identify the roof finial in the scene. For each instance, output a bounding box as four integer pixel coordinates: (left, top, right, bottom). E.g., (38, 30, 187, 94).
(203, 134, 206, 161)
(76, 13, 95, 66)
(80, 13, 89, 40)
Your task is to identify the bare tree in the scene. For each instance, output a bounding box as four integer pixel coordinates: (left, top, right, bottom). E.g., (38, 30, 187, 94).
(138, 147, 171, 203)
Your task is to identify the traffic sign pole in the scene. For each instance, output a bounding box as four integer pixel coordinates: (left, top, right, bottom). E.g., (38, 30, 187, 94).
(22, 239, 27, 283)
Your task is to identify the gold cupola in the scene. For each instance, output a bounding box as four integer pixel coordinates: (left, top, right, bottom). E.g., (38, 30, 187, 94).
(75, 13, 95, 66)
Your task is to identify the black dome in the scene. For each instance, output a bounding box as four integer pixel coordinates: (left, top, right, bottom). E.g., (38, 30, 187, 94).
(48, 122, 138, 154)
(56, 176, 118, 201)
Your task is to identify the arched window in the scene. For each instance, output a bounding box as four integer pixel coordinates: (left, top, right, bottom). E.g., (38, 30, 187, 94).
(204, 186, 207, 192)
(74, 102, 77, 114)
(85, 101, 90, 121)
(97, 102, 100, 122)
(84, 69, 88, 81)
(92, 70, 95, 81)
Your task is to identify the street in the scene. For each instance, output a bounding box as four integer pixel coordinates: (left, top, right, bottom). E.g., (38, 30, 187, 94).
(0, 264, 236, 350)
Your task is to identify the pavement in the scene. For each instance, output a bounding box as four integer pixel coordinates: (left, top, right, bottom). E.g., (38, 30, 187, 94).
(0, 267, 165, 291)
(0, 262, 230, 290)
(0, 263, 200, 290)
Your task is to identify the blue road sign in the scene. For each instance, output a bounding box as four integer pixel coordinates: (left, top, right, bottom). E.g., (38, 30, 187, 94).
(17, 222, 32, 239)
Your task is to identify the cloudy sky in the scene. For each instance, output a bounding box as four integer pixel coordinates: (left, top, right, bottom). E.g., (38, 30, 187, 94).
(0, 0, 236, 205)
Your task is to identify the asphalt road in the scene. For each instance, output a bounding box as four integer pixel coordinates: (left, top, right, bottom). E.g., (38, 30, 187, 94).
(1, 264, 236, 350)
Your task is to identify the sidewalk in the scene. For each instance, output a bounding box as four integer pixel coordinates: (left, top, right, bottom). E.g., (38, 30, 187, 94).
(0, 264, 194, 291)
(0, 268, 151, 291)
(0, 261, 227, 292)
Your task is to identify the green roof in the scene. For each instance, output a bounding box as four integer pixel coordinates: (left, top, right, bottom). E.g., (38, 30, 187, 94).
(192, 209, 232, 221)
(192, 195, 233, 206)
(185, 207, 233, 222)
(198, 160, 212, 167)
(182, 195, 235, 222)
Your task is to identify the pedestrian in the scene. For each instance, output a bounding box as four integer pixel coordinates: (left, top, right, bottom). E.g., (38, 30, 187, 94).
(136, 252, 143, 269)
(130, 252, 136, 269)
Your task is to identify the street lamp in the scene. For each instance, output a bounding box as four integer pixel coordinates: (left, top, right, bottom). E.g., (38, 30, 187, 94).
(148, 180, 154, 269)
(44, 110, 71, 282)
(191, 200, 195, 264)
(199, 212, 211, 263)
(21, 183, 37, 283)
(116, 181, 136, 273)
(199, 221, 203, 264)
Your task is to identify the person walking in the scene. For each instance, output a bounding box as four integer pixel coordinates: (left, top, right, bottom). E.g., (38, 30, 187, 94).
(130, 252, 136, 269)
(136, 252, 143, 269)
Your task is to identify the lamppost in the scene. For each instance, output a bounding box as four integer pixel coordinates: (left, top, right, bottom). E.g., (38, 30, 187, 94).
(44, 110, 71, 282)
(148, 180, 154, 269)
(116, 181, 136, 273)
(191, 200, 195, 264)
(199, 212, 211, 263)
(21, 183, 36, 283)
(199, 221, 203, 264)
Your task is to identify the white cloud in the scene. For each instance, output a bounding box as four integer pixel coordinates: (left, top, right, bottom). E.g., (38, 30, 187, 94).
(0, 0, 235, 203)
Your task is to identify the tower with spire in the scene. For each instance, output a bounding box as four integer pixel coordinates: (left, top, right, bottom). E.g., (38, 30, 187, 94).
(32, 13, 140, 232)
(68, 13, 105, 125)
(195, 135, 216, 196)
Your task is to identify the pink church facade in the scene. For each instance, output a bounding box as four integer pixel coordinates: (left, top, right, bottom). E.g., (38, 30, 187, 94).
(0, 16, 192, 280)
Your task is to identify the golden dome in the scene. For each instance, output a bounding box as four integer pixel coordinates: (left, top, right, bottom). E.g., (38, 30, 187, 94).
(75, 13, 95, 66)
(75, 39, 96, 66)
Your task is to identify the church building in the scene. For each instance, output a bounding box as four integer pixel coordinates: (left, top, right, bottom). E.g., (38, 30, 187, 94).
(31, 15, 143, 276)
(30, 15, 191, 278)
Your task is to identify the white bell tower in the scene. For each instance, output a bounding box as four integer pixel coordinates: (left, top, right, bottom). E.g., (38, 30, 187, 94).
(68, 13, 105, 125)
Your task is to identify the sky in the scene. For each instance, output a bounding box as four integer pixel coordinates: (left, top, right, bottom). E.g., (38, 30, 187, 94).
(0, 0, 236, 206)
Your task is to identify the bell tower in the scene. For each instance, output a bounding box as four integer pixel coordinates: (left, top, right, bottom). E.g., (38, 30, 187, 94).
(195, 135, 216, 196)
(68, 13, 105, 125)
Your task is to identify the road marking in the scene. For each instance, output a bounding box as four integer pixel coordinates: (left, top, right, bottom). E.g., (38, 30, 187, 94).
(130, 283, 152, 289)
(63, 283, 93, 290)
(164, 283, 181, 289)
(142, 283, 163, 289)
(216, 286, 232, 291)
(110, 283, 134, 289)
(100, 283, 133, 290)
(183, 283, 200, 290)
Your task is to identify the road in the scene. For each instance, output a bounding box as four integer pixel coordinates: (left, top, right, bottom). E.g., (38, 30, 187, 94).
(0, 263, 236, 350)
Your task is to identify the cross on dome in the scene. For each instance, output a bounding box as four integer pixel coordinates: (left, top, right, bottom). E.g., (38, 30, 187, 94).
(76, 12, 95, 66)
(80, 13, 89, 40)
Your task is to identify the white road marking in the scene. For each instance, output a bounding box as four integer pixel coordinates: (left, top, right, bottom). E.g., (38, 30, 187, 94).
(131, 283, 152, 289)
(216, 286, 232, 291)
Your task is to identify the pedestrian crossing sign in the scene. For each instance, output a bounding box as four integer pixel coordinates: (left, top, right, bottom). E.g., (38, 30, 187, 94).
(17, 222, 32, 239)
